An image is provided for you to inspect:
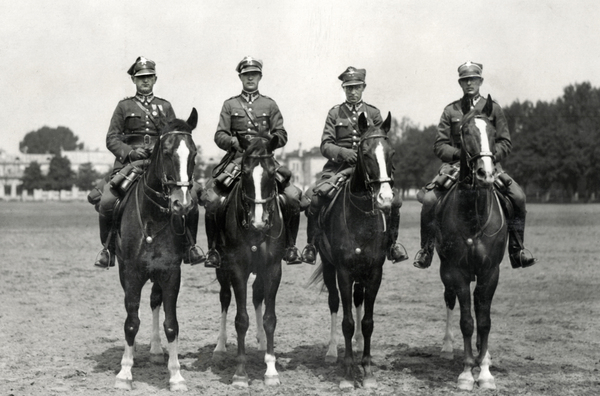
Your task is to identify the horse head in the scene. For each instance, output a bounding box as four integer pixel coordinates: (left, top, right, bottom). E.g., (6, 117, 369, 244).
(354, 112, 395, 211)
(239, 134, 279, 232)
(148, 108, 198, 217)
(459, 95, 496, 188)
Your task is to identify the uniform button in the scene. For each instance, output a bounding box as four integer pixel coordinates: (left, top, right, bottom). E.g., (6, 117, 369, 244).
(248, 108, 253, 111)
(234, 113, 238, 116)
(146, 128, 149, 131)
(248, 121, 252, 124)
(247, 128, 251, 132)
(353, 130, 356, 133)
(263, 113, 266, 116)
(352, 117, 356, 121)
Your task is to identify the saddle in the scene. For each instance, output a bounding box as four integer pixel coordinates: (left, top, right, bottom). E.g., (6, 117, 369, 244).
(434, 182, 514, 220)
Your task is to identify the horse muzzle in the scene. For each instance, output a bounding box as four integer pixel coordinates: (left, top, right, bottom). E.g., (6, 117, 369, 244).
(375, 183, 394, 210)
(169, 189, 196, 217)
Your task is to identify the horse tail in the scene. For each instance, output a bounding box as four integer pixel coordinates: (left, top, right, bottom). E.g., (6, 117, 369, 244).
(306, 263, 327, 293)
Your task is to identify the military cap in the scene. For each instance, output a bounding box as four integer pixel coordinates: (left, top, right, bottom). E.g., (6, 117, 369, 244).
(338, 66, 366, 87)
(127, 56, 156, 77)
(458, 61, 483, 80)
(236, 56, 263, 74)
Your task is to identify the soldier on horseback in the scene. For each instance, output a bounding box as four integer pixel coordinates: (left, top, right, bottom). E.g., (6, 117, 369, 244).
(202, 56, 304, 268)
(300, 67, 408, 264)
(413, 61, 537, 270)
(92, 57, 205, 268)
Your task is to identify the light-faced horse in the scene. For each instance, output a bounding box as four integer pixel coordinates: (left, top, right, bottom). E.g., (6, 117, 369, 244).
(212, 135, 290, 387)
(436, 95, 508, 390)
(114, 109, 199, 391)
(310, 112, 396, 389)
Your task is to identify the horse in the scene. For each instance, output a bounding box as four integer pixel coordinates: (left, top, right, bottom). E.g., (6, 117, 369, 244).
(211, 134, 293, 387)
(113, 109, 199, 391)
(435, 95, 508, 391)
(309, 112, 396, 389)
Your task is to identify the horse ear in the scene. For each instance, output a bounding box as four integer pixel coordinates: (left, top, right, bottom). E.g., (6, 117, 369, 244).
(358, 112, 369, 133)
(482, 95, 493, 118)
(186, 108, 198, 129)
(238, 134, 251, 151)
(268, 135, 279, 152)
(381, 112, 392, 134)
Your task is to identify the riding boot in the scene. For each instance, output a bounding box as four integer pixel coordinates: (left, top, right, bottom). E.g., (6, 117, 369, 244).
(508, 213, 537, 268)
(301, 213, 318, 264)
(413, 206, 436, 269)
(94, 212, 115, 269)
(279, 192, 302, 265)
(182, 209, 206, 265)
(204, 211, 221, 269)
(387, 205, 409, 263)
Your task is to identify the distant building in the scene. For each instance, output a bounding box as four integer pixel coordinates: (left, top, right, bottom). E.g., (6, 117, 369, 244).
(280, 144, 327, 192)
(0, 149, 113, 199)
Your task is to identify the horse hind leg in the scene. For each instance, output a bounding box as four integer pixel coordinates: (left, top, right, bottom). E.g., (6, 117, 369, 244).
(149, 283, 164, 364)
(214, 269, 232, 354)
(353, 282, 364, 353)
(441, 289, 456, 359)
(322, 260, 340, 363)
(252, 274, 267, 351)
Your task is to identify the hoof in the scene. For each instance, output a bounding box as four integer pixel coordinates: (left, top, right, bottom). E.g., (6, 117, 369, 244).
(170, 380, 188, 392)
(264, 374, 280, 386)
(457, 378, 474, 391)
(149, 353, 165, 364)
(339, 379, 354, 390)
(324, 355, 337, 364)
(478, 378, 496, 390)
(114, 378, 133, 390)
(363, 377, 378, 389)
(440, 351, 454, 360)
(232, 374, 249, 388)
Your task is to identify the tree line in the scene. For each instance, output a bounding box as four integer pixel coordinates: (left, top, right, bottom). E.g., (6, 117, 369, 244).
(16, 82, 600, 202)
(390, 82, 600, 202)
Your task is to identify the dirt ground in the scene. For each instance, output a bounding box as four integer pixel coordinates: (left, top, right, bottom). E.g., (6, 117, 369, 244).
(1, 200, 599, 396)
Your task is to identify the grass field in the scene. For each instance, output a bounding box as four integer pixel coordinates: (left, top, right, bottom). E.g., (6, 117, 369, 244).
(1, 200, 599, 395)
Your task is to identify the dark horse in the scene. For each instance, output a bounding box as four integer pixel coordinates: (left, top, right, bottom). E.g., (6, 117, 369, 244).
(309, 112, 396, 389)
(212, 134, 293, 387)
(436, 95, 508, 391)
(114, 109, 199, 391)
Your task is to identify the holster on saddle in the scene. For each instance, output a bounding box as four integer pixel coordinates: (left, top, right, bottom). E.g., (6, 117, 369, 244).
(313, 168, 353, 199)
(109, 160, 149, 197)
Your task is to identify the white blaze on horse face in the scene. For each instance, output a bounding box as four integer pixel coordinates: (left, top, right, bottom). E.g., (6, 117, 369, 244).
(474, 118, 494, 175)
(375, 142, 393, 206)
(252, 165, 265, 227)
(176, 139, 190, 205)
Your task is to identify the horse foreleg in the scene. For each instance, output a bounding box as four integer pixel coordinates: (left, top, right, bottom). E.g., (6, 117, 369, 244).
(337, 270, 355, 390)
(474, 270, 498, 390)
(115, 285, 142, 390)
(360, 267, 382, 389)
(326, 312, 339, 363)
(162, 271, 186, 392)
(261, 260, 282, 386)
(456, 284, 475, 391)
(441, 306, 455, 359)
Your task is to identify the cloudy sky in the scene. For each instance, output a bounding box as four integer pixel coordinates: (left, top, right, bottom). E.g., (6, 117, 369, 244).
(2, 0, 599, 160)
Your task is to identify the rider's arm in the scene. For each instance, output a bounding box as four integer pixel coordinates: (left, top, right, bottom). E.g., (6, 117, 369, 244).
(320, 108, 345, 162)
(433, 106, 461, 163)
(267, 100, 288, 149)
(492, 104, 512, 162)
(106, 101, 135, 164)
(214, 101, 236, 151)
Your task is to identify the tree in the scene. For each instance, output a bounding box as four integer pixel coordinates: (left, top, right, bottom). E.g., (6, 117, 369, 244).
(45, 155, 75, 191)
(21, 161, 45, 193)
(75, 162, 101, 191)
(19, 126, 84, 155)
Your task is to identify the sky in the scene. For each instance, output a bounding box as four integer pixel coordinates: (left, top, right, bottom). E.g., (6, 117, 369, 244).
(2, 0, 599, 161)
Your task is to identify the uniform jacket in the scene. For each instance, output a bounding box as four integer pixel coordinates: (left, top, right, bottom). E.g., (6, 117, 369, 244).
(321, 101, 383, 174)
(214, 92, 287, 159)
(106, 96, 175, 170)
(434, 95, 512, 164)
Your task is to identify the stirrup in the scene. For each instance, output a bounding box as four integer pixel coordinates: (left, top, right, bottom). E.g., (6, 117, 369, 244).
(388, 243, 409, 263)
(94, 248, 113, 269)
(205, 249, 221, 269)
(301, 244, 317, 264)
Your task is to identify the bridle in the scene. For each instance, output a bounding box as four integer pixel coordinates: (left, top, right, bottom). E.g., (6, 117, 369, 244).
(141, 131, 195, 215)
(459, 116, 494, 188)
(356, 133, 394, 189)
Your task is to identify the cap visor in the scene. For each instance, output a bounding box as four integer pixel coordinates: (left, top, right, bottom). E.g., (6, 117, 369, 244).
(239, 67, 262, 74)
(342, 81, 365, 87)
(134, 69, 156, 77)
